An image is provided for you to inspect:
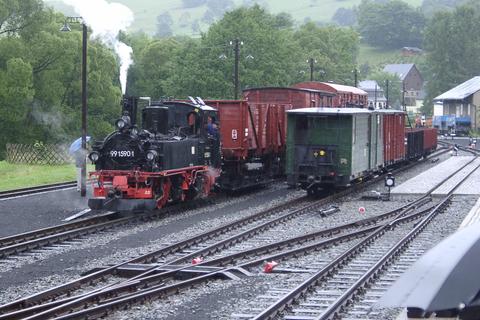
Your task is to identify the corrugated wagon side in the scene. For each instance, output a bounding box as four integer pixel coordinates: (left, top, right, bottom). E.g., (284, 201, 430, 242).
(381, 110, 406, 165)
(207, 100, 294, 190)
(422, 127, 438, 155)
(243, 86, 334, 108)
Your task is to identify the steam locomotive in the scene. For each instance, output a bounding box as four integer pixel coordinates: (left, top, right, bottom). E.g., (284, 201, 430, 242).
(88, 97, 220, 211)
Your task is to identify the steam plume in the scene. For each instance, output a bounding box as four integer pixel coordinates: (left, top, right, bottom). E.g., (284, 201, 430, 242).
(62, 0, 134, 94)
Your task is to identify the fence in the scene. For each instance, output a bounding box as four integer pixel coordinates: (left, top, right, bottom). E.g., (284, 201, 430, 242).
(6, 143, 72, 165)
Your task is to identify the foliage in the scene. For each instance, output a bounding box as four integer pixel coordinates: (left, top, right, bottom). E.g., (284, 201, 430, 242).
(369, 71, 403, 107)
(0, 0, 122, 159)
(421, 0, 468, 17)
(357, 0, 425, 49)
(292, 23, 360, 85)
(332, 7, 357, 26)
(125, 36, 181, 98)
(162, 5, 302, 99)
(422, 2, 480, 114)
(156, 13, 173, 38)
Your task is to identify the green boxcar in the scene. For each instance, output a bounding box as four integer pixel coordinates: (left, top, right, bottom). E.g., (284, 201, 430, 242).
(286, 108, 384, 194)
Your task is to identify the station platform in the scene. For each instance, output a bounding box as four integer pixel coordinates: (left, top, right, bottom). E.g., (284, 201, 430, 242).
(459, 197, 480, 229)
(391, 156, 480, 196)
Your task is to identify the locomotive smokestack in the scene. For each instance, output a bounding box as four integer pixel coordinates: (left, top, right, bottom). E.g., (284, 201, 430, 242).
(122, 96, 138, 125)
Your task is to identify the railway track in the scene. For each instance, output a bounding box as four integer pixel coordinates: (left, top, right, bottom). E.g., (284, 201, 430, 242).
(438, 140, 480, 155)
(0, 211, 121, 259)
(240, 157, 480, 320)
(0, 146, 449, 262)
(0, 149, 463, 319)
(0, 181, 77, 200)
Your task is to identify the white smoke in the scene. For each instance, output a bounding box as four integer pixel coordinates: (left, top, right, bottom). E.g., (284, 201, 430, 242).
(62, 0, 134, 94)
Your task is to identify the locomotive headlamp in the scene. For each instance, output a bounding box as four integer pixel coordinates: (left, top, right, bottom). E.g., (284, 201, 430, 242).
(385, 173, 395, 187)
(115, 118, 126, 130)
(130, 126, 139, 136)
(121, 115, 131, 125)
(146, 150, 158, 161)
(319, 150, 326, 156)
(89, 151, 100, 163)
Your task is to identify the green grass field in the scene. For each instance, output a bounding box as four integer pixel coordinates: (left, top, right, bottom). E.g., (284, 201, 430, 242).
(0, 161, 94, 192)
(46, 0, 424, 35)
(357, 44, 426, 72)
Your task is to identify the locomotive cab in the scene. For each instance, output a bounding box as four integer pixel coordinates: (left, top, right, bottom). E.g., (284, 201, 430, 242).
(88, 97, 220, 212)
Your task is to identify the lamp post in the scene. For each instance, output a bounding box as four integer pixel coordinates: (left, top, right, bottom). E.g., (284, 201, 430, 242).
(221, 40, 253, 99)
(308, 58, 317, 81)
(385, 79, 389, 108)
(61, 17, 88, 197)
(232, 39, 240, 99)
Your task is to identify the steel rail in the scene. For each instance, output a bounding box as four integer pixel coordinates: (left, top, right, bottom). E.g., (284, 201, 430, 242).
(0, 212, 118, 250)
(0, 172, 394, 318)
(0, 150, 450, 318)
(31, 203, 437, 320)
(0, 196, 308, 315)
(0, 181, 77, 200)
(253, 156, 480, 320)
(11, 193, 437, 319)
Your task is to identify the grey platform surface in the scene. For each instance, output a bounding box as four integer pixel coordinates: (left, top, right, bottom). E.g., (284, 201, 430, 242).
(391, 156, 478, 195)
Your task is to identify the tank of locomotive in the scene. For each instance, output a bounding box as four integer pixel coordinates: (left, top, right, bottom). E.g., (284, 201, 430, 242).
(90, 101, 220, 171)
(88, 100, 220, 211)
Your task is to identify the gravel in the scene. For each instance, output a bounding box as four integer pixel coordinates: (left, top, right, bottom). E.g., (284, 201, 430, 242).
(0, 148, 477, 319)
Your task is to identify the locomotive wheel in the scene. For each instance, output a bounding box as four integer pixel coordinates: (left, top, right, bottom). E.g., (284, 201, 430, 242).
(156, 178, 171, 209)
(202, 172, 214, 197)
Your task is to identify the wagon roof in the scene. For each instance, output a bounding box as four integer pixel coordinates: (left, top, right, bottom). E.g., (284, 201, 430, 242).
(287, 107, 372, 115)
(243, 86, 335, 97)
(375, 108, 406, 114)
(153, 100, 217, 112)
(292, 81, 367, 96)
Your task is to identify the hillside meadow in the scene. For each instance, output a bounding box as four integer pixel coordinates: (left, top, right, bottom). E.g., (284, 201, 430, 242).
(46, 0, 424, 35)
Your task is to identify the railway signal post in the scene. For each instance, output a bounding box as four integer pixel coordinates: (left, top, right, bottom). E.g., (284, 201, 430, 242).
(384, 173, 395, 200)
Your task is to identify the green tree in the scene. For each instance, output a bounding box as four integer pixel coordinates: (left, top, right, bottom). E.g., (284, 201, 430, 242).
(165, 5, 299, 99)
(293, 22, 360, 85)
(422, 3, 480, 114)
(358, 0, 425, 49)
(421, 0, 468, 17)
(0, 0, 123, 158)
(126, 36, 181, 98)
(369, 71, 402, 107)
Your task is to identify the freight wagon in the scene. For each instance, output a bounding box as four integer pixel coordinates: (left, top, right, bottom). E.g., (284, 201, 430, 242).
(292, 81, 368, 108)
(206, 87, 335, 190)
(286, 108, 437, 194)
(243, 87, 334, 108)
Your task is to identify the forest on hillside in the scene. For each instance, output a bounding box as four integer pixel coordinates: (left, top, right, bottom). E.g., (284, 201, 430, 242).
(1, 0, 480, 159)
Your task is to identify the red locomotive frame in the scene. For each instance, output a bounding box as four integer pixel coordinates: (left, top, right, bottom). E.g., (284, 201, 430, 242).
(90, 166, 218, 210)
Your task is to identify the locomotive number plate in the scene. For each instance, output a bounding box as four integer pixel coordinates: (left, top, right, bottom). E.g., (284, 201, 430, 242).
(110, 150, 135, 157)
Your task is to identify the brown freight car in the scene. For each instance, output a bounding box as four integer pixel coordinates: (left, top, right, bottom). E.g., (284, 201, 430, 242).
(206, 88, 335, 190)
(206, 99, 295, 190)
(379, 109, 406, 165)
(292, 81, 368, 108)
(243, 86, 334, 108)
(422, 127, 438, 154)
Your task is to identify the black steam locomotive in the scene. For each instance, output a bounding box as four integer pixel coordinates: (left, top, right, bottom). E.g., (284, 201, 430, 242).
(88, 97, 221, 211)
